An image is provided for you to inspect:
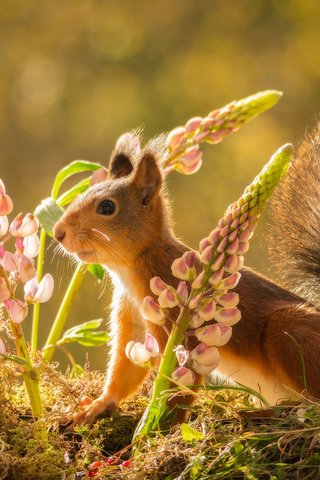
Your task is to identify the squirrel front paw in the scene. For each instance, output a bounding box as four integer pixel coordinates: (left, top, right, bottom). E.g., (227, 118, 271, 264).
(70, 395, 117, 427)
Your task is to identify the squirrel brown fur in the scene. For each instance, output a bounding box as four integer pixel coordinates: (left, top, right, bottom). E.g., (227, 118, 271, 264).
(53, 124, 320, 426)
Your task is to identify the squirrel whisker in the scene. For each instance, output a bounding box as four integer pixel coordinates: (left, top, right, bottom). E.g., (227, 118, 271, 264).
(91, 228, 111, 242)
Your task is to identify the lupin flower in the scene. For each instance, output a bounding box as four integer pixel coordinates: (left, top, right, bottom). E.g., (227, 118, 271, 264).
(24, 274, 54, 303)
(158, 287, 179, 309)
(195, 324, 232, 347)
(125, 333, 159, 366)
(190, 343, 220, 368)
(9, 213, 39, 237)
(0, 277, 10, 301)
(150, 276, 167, 296)
(23, 233, 40, 258)
(141, 296, 166, 325)
(4, 298, 28, 323)
(0, 180, 13, 216)
(0, 216, 9, 236)
(171, 366, 195, 386)
(174, 345, 189, 366)
(163, 90, 283, 175)
(18, 255, 37, 283)
(171, 250, 197, 281)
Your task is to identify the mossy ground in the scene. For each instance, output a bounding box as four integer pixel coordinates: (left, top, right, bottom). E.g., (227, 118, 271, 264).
(1, 360, 320, 480)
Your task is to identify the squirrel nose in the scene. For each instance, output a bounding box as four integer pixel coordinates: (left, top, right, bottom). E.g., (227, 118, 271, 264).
(53, 226, 66, 243)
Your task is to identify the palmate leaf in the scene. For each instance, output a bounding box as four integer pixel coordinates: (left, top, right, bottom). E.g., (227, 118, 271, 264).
(59, 319, 110, 347)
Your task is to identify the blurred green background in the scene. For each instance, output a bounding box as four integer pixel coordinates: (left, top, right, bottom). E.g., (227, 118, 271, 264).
(1, 0, 319, 369)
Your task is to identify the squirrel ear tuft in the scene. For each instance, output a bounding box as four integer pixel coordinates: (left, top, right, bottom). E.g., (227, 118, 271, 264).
(108, 132, 141, 179)
(133, 152, 163, 206)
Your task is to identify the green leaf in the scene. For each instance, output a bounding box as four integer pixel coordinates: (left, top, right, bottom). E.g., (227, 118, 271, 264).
(87, 263, 105, 281)
(57, 176, 91, 207)
(1, 354, 32, 369)
(51, 160, 105, 200)
(180, 423, 204, 442)
(35, 197, 65, 236)
(59, 319, 110, 347)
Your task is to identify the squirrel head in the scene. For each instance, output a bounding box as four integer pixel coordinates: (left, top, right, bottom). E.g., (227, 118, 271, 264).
(53, 133, 172, 271)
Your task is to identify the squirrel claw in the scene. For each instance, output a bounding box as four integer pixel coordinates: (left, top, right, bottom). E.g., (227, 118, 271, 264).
(69, 398, 117, 428)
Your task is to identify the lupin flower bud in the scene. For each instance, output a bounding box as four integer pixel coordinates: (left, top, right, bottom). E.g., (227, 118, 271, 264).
(195, 323, 232, 347)
(209, 269, 224, 287)
(200, 245, 214, 265)
(141, 296, 166, 325)
(23, 234, 40, 258)
(199, 237, 211, 252)
(174, 156, 202, 175)
(166, 127, 186, 150)
(219, 272, 241, 291)
(171, 251, 196, 281)
(0, 216, 9, 236)
(171, 366, 195, 386)
(150, 276, 167, 296)
(185, 116, 203, 132)
(174, 345, 189, 366)
(4, 298, 28, 323)
(214, 291, 239, 308)
(24, 273, 54, 303)
(192, 271, 205, 290)
(10, 213, 39, 237)
(189, 313, 205, 328)
(190, 343, 220, 368)
(198, 299, 216, 321)
(0, 337, 5, 356)
(158, 287, 179, 309)
(0, 277, 10, 301)
(212, 307, 241, 326)
(223, 253, 239, 273)
(18, 255, 37, 283)
(125, 334, 159, 366)
(177, 281, 188, 303)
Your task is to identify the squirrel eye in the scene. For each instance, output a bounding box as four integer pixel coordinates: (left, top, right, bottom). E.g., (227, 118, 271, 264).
(97, 199, 116, 216)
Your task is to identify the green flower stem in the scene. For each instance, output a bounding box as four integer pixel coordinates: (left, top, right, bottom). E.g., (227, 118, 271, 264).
(10, 320, 43, 419)
(31, 228, 47, 352)
(42, 262, 87, 362)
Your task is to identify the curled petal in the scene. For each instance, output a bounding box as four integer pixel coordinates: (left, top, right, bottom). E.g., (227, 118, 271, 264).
(158, 287, 179, 309)
(167, 127, 187, 150)
(4, 298, 28, 323)
(144, 333, 160, 357)
(150, 276, 167, 296)
(0, 216, 9, 236)
(24, 274, 54, 303)
(220, 272, 241, 290)
(177, 281, 188, 303)
(174, 345, 189, 366)
(213, 307, 241, 326)
(175, 157, 202, 175)
(0, 277, 10, 301)
(190, 343, 220, 367)
(171, 366, 195, 386)
(141, 296, 165, 325)
(183, 251, 197, 269)
(195, 323, 232, 347)
(23, 234, 40, 258)
(0, 193, 13, 216)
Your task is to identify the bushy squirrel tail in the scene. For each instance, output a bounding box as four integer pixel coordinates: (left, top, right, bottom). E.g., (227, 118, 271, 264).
(268, 122, 320, 307)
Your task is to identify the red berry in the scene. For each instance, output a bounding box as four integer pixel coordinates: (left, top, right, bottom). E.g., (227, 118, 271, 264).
(88, 471, 97, 478)
(89, 461, 103, 470)
(106, 456, 117, 465)
(121, 460, 132, 468)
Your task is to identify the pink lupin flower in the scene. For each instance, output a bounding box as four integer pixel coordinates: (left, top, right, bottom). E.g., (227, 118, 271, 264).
(0, 337, 6, 356)
(199, 237, 211, 252)
(2, 251, 19, 272)
(4, 298, 28, 323)
(209, 269, 224, 287)
(166, 127, 187, 150)
(158, 287, 179, 309)
(177, 281, 188, 303)
(0, 277, 10, 301)
(171, 366, 195, 386)
(188, 293, 202, 310)
(174, 156, 202, 175)
(190, 343, 220, 368)
(191, 360, 218, 375)
(185, 116, 203, 132)
(219, 272, 241, 290)
(24, 273, 54, 303)
(10, 213, 39, 237)
(23, 234, 40, 258)
(174, 345, 189, 366)
(200, 245, 214, 265)
(237, 241, 250, 254)
(195, 323, 232, 347)
(0, 216, 9, 236)
(212, 307, 241, 326)
(211, 252, 225, 271)
(192, 271, 205, 290)
(224, 254, 239, 274)
(140, 296, 166, 325)
(198, 299, 216, 321)
(150, 276, 167, 296)
(0, 180, 13, 216)
(189, 313, 206, 329)
(208, 227, 221, 245)
(226, 238, 239, 255)
(18, 255, 37, 283)
(214, 291, 239, 308)
(125, 333, 159, 366)
(180, 145, 202, 165)
(171, 251, 196, 281)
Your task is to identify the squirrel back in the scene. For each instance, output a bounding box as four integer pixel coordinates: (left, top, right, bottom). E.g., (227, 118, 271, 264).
(269, 122, 320, 307)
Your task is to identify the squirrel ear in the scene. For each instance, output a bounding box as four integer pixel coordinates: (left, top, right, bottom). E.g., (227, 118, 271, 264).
(133, 152, 163, 206)
(108, 133, 141, 179)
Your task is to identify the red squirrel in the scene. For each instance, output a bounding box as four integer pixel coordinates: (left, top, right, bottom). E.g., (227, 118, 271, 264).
(53, 123, 320, 425)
